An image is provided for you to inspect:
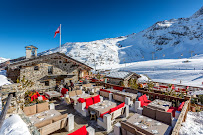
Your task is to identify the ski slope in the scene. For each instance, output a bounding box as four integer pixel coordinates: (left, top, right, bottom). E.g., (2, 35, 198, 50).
(101, 57, 203, 88)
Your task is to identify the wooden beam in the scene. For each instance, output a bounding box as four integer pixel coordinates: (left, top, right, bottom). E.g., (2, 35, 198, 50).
(0, 93, 13, 129)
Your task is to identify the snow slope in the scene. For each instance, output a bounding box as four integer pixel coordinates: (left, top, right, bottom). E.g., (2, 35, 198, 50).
(118, 6, 203, 63)
(39, 6, 203, 67)
(0, 57, 9, 63)
(39, 37, 126, 67)
(107, 57, 203, 88)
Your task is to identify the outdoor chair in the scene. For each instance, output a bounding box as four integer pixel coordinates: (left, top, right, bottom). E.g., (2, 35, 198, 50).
(167, 102, 185, 117)
(74, 95, 103, 117)
(138, 94, 151, 107)
(23, 102, 75, 135)
(97, 103, 129, 132)
(67, 125, 95, 135)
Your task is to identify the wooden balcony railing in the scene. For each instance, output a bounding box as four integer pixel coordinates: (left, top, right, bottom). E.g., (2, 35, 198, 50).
(96, 82, 191, 134)
(96, 82, 190, 103)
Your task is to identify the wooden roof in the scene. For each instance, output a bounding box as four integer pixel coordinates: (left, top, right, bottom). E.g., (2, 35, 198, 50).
(8, 52, 93, 70)
(105, 71, 141, 80)
(25, 45, 38, 49)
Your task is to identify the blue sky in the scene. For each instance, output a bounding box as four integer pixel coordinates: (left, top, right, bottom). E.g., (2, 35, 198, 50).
(0, 0, 202, 59)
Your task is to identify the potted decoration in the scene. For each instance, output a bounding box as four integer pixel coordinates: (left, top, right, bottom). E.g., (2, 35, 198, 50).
(191, 98, 196, 112)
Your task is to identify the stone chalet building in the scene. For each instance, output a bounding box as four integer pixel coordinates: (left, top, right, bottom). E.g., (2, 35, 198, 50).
(105, 71, 141, 87)
(3, 45, 92, 90)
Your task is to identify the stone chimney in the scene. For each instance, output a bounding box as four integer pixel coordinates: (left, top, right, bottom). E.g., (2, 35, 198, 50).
(25, 45, 38, 59)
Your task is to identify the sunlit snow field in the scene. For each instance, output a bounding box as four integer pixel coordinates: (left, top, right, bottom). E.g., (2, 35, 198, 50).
(98, 58, 203, 88)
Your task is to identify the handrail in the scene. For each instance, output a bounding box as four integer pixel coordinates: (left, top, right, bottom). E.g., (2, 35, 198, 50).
(171, 98, 191, 135)
(0, 93, 13, 129)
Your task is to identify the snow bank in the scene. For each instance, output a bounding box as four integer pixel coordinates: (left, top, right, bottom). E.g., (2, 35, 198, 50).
(0, 75, 11, 86)
(0, 70, 11, 86)
(0, 114, 31, 135)
(179, 111, 203, 135)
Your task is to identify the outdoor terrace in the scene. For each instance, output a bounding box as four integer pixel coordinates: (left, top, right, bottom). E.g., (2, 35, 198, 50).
(0, 82, 191, 135)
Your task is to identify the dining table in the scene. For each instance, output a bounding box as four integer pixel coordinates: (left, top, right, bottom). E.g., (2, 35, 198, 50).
(147, 99, 172, 112)
(115, 91, 137, 101)
(29, 109, 61, 125)
(88, 100, 117, 117)
(44, 91, 61, 99)
(126, 113, 172, 135)
(104, 88, 120, 93)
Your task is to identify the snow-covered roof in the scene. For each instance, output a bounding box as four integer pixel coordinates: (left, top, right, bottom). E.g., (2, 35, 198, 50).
(106, 71, 139, 79)
(137, 74, 149, 83)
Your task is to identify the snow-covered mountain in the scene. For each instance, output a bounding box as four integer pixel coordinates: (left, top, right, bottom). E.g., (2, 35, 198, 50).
(39, 37, 126, 68)
(119, 6, 203, 63)
(0, 57, 9, 64)
(40, 6, 203, 67)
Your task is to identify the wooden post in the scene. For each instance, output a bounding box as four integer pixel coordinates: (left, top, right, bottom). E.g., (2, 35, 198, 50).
(0, 93, 13, 129)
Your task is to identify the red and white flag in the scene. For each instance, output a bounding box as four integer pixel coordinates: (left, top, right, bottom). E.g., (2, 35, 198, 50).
(54, 26, 60, 38)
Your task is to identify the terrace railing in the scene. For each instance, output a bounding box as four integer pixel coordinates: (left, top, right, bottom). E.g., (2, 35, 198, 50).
(171, 98, 191, 135)
(96, 82, 190, 103)
(96, 82, 191, 135)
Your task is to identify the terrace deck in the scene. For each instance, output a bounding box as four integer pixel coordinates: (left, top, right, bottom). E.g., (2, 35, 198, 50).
(50, 100, 135, 135)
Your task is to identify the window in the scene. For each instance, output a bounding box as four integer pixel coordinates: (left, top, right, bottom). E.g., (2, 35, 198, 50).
(34, 66, 39, 70)
(31, 48, 35, 56)
(45, 81, 49, 86)
(48, 66, 53, 74)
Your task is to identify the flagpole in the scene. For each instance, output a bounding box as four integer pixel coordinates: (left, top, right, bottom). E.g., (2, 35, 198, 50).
(60, 24, 61, 52)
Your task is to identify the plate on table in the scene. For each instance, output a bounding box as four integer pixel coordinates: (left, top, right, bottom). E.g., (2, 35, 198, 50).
(156, 122, 162, 126)
(101, 107, 104, 109)
(108, 103, 111, 105)
(147, 118, 152, 122)
(35, 114, 40, 116)
(50, 114, 55, 117)
(152, 130, 159, 134)
(94, 106, 98, 109)
(139, 116, 143, 118)
(134, 122, 139, 125)
(39, 118, 45, 121)
(142, 125, 148, 129)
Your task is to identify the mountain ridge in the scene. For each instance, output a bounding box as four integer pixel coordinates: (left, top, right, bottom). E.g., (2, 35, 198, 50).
(2, 7, 203, 68)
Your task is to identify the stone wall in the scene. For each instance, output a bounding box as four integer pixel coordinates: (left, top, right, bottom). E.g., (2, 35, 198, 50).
(20, 62, 79, 90)
(108, 78, 123, 86)
(7, 53, 91, 91)
(7, 68, 20, 83)
(1, 83, 25, 114)
(107, 74, 140, 87)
